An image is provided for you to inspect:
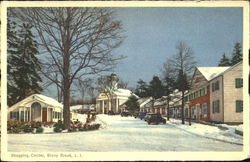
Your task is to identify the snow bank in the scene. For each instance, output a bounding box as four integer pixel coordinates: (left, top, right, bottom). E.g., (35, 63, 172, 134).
(166, 118, 243, 145)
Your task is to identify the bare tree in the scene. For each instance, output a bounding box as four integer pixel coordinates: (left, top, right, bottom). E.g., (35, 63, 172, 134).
(10, 8, 125, 129)
(74, 78, 92, 104)
(168, 41, 196, 124)
(161, 59, 176, 121)
(118, 78, 128, 89)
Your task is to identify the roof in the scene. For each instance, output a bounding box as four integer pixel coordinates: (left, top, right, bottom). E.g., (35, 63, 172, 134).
(137, 97, 152, 107)
(8, 94, 63, 111)
(35, 94, 63, 108)
(197, 67, 230, 81)
(113, 88, 133, 96)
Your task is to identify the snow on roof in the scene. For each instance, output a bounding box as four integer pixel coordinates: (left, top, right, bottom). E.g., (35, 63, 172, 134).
(197, 67, 230, 81)
(36, 94, 63, 108)
(113, 88, 133, 96)
(138, 97, 151, 104)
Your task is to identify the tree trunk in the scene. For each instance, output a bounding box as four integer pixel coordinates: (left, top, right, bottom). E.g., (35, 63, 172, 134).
(189, 103, 191, 126)
(63, 79, 70, 129)
(167, 98, 170, 120)
(181, 90, 185, 124)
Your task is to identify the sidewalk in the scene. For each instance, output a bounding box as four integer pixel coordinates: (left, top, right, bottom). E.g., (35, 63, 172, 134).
(165, 118, 243, 145)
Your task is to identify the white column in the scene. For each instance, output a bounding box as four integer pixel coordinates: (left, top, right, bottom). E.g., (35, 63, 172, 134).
(102, 100, 104, 114)
(24, 109, 26, 122)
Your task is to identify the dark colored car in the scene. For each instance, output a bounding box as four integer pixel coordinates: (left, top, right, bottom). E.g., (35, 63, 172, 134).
(137, 112, 147, 120)
(108, 111, 115, 115)
(121, 111, 132, 117)
(147, 113, 166, 125)
(133, 112, 139, 118)
(144, 113, 154, 121)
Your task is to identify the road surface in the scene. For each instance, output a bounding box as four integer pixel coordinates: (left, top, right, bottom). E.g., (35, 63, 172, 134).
(8, 115, 242, 152)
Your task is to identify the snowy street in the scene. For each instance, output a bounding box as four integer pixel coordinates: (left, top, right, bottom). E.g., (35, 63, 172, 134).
(8, 115, 242, 152)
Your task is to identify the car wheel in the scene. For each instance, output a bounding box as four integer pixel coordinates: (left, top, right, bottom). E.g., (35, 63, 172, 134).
(147, 121, 151, 125)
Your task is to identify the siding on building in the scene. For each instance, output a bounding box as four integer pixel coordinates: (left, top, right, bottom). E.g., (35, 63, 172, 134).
(209, 76, 224, 122)
(223, 62, 243, 123)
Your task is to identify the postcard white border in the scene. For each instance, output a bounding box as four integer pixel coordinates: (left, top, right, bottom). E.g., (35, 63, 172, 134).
(1, 1, 249, 161)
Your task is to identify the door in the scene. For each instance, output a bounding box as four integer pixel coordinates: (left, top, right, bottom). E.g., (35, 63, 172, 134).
(42, 108, 47, 122)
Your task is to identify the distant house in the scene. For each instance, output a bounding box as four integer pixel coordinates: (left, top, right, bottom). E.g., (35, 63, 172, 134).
(209, 61, 243, 124)
(7, 94, 77, 122)
(168, 90, 184, 118)
(188, 66, 230, 122)
(96, 88, 134, 114)
(95, 74, 136, 114)
(139, 96, 167, 115)
(138, 97, 152, 112)
(70, 104, 96, 113)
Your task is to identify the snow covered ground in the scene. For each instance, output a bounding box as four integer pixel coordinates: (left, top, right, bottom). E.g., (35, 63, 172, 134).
(166, 118, 243, 145)
(8, 115, 242, 152)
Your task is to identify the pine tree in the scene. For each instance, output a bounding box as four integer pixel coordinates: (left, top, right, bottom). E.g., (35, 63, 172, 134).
(149, 76, 164, 99)
(231, 42, 242, 66)
(135, 79, 150, 98)
(218, 53, 231, 66)
(7, 20, 20, 106)
(124, 95, 140, 113)
(7, 22, 42, 106)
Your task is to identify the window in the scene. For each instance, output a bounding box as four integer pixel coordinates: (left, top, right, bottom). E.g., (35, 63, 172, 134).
(235, 78, 243, 88)
(184, 96, 189, 102)
(202, 103, 207, 117)
(191, 106, 195, 116)
(236, 100, 243, 112)
(212, 81, 219, 92)
(212, 100, 220, 113)
(21, 111, 24, 122)
(10, 111, 19, 120)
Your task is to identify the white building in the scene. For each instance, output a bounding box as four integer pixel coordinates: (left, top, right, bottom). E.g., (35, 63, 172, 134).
(7, 94, 78, 122)
(95, 73, 135, 114)
(96, 88, 134, 114)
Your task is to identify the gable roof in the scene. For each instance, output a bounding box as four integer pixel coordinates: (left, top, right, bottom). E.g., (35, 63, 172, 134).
(35, 94, 63, 108)
(209, 61, 243, 82)
(197, 67, 230, 81)
(137, 97, 152, 107)
(9, 94, 63, 110)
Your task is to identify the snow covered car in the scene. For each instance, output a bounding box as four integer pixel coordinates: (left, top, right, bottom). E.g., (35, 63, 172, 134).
(147, 113, 166, 125)
(144, 113, 154, 121)
(137, 112, 147, 120)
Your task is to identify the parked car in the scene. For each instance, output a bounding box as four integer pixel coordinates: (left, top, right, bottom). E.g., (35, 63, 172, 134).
(144, 113, 154, 121)
(108, 111, 115, 115)
(120, 111, 132, 117)
(147, 113, 166, 125)
(133, 112, 139, 118)
(137, 112, 147, 120)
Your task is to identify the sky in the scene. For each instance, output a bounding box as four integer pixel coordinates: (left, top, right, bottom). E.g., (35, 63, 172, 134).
(43, 7, 243, 99)
(111, 7, 243, 88)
